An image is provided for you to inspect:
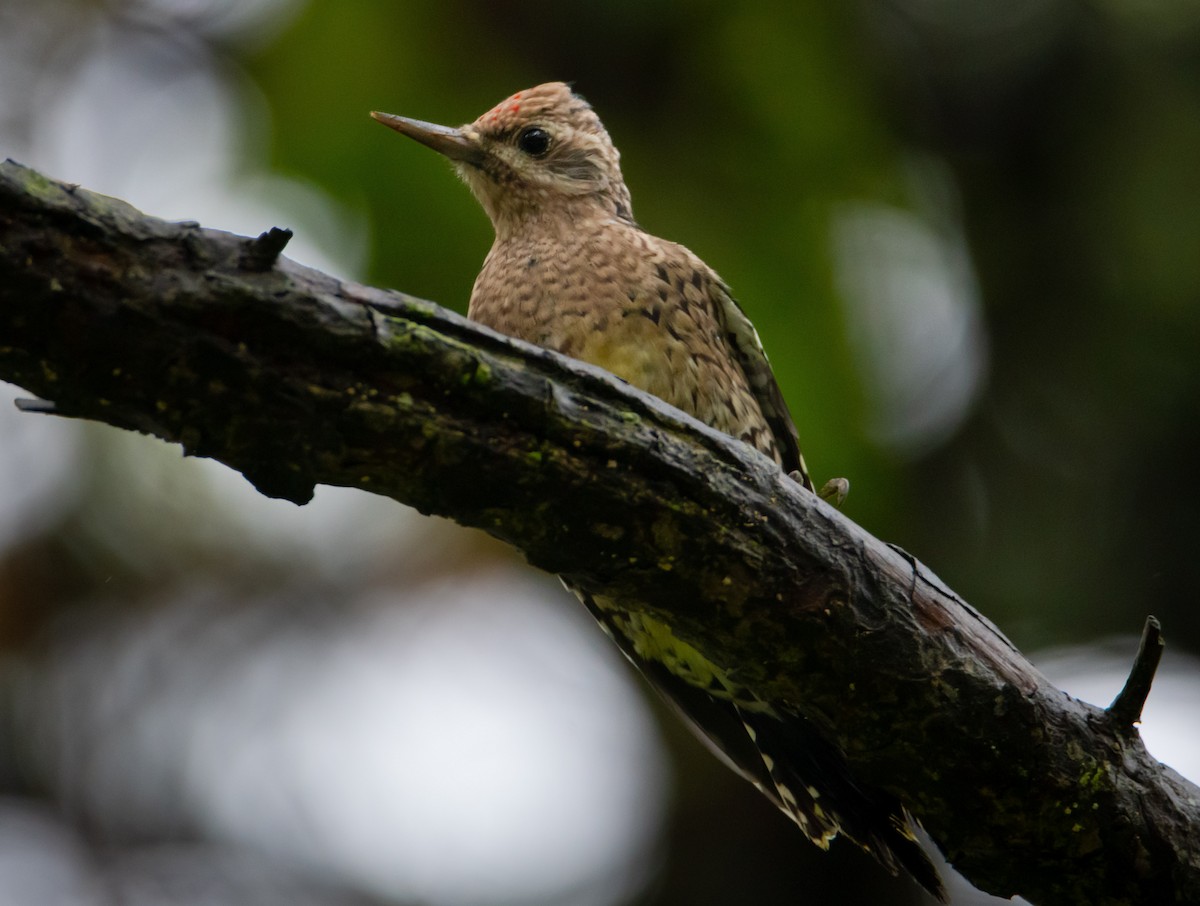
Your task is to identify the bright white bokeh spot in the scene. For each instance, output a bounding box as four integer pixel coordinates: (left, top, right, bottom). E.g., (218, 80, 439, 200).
(200, 579, 667, 905)
(22, 577, 669, 906)
(831, 163, 988, 455)
(0, 800, 98, 906)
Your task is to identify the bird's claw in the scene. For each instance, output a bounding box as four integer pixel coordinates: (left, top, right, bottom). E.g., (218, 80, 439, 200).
(818, 477, 849, 508)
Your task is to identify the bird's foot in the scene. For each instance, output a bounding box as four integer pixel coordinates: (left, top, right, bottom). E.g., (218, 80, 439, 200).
(818, 477, 849, 508)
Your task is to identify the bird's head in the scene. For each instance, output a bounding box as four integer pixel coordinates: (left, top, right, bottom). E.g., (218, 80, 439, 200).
(372, 82, 633, 233)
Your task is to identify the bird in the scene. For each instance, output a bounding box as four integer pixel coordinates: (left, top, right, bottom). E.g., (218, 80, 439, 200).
(372, 82, 945, 901)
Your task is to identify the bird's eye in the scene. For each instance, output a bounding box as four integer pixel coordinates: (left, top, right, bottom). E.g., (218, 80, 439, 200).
(517, 127, 551, 157)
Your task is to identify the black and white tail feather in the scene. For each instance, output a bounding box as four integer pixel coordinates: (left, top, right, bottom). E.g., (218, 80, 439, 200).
(574, 589, 947, 902)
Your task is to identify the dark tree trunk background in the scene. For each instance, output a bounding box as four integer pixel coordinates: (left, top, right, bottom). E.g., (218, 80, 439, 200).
(1, 160, 1197, 906)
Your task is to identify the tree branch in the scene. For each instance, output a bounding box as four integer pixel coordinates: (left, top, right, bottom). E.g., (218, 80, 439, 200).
(1107, 616, 1166, 733)
(1, 159, 1197, 905)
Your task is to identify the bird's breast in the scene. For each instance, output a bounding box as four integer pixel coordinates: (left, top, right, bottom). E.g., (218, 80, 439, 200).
(468, 230, 775, 461)
(470, 234, 681, 391)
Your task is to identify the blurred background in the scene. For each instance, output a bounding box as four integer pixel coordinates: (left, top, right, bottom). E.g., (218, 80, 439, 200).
(1, 1, 1198, 904)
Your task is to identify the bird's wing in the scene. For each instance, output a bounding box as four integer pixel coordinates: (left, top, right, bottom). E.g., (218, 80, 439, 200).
(571, 587, 785, 804)
(709, 280, 812, 489)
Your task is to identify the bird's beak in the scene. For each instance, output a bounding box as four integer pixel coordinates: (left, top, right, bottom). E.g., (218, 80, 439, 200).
(371, 111, 484, 165)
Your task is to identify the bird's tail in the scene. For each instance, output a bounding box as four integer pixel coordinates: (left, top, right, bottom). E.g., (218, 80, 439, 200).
(740, 709, 947, 902)
(875, 810, 948, 903)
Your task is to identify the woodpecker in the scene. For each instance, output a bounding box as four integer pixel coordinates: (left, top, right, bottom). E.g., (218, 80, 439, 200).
(373, 82, 944, 901)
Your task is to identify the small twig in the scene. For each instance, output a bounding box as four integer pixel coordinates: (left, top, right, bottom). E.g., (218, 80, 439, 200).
(239, 226, 293, 271)
(1106, 615, 1165, 732)
(14, 397, 58, 414)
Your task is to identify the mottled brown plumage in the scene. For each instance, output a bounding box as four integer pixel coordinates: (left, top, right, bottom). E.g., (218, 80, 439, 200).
(373, 82, 809, 488)
(373, 83, 943, 901)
